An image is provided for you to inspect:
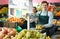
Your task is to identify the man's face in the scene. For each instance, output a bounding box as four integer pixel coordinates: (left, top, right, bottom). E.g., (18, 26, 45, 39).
(32, 8, 37, 13)
(41, 3, 48, 10)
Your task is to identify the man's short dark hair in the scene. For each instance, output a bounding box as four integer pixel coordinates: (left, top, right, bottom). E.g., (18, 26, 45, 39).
(33, 7, 37, 12)
(41, 1, 49, 5)
(33, 7, 37, 9)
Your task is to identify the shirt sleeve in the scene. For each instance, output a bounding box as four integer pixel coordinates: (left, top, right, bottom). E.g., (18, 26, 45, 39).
(43, 12, 53, 28)
(26, 13, 38, 23)
(30, 13, 38, 23)
(36, 11, 41, 16)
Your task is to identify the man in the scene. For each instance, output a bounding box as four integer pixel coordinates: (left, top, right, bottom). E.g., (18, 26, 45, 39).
(37, 1, 56, 37)
(37, 1, 53, 28)
(26, 7, 38, 28)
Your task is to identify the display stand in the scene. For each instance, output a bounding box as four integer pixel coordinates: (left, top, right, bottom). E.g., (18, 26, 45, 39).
(27, 16, 30, 30)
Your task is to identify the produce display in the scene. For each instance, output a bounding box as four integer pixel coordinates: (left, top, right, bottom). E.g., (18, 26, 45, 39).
(46, 36, 50, 39)
(52, 19, 60, 26)
(0, 7, 8, 21)
(52, 19, 57, 25)
(7, 17, 25, 24)
(56, 20, 60, 26)
(55, 11, 60, 16)
(48, 5, 54, 12)
(0, 28, 47, 39)
(0, 18, 7, 21)
(13, 29, 46, 39)
(3, 35, 12, 39)
(0, 27, 18, 39)
(0, 27, 48, 39)
(0, 7, 8, 14)
(36, 25, 42, 30)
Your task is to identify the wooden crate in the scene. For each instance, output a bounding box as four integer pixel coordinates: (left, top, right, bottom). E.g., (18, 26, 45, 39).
(4, 21, 17, 28)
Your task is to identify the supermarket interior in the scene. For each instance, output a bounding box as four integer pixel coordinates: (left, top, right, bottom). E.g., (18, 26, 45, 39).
(0, 0, 60, 39)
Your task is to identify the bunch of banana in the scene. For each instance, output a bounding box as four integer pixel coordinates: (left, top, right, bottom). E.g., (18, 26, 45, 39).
(13, 29, 45, 39)
(36, 25, 42, 30)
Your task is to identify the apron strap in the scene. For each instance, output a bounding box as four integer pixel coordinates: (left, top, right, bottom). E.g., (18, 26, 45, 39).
(39, 11, 48, 16)
(47, 11, 48, 16)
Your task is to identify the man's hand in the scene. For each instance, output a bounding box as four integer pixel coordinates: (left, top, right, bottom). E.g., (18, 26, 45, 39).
(35, 18, 38, 23)
(42, 26, 45, 29)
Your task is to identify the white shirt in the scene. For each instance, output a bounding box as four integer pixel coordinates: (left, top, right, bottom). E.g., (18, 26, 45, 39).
(26, 13, 38, 23)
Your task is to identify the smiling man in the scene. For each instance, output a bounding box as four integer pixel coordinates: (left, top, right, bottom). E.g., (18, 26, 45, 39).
(36, 1, 54, 37)
(37, 1, 53, 28)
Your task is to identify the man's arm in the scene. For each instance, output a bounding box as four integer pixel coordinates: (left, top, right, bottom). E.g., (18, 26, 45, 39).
(26, 13, 37, 23)
(36, 11, 41, 16)
(43, 12, 53, 28)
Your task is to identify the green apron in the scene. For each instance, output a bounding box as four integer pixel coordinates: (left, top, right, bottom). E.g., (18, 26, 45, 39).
(39, 11, 51, 36)
(38, 11, 49, 25)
